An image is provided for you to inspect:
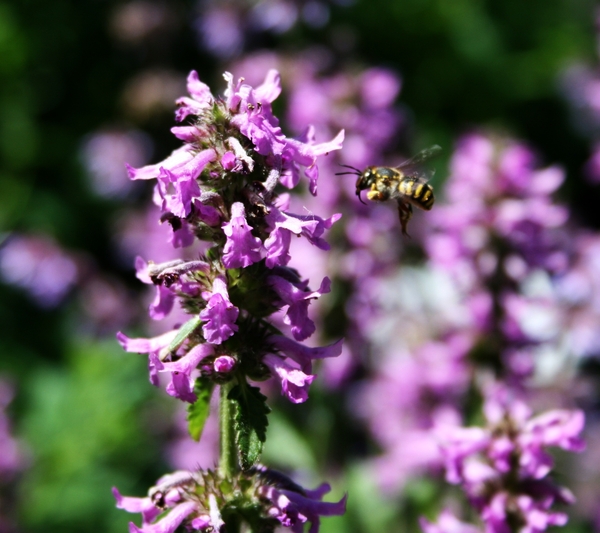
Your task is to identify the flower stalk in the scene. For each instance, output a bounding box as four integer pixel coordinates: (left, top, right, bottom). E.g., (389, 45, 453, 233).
(218, 380, 237, 480)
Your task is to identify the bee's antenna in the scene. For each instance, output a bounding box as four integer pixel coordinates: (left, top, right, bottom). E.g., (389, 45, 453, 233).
(335, 164, 362, 176)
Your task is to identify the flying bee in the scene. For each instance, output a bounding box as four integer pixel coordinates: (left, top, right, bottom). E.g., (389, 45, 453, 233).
(336, 145, 441, 236)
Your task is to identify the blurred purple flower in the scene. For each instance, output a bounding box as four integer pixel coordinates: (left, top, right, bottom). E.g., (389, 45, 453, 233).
(420, 510, 482, 533)
(0, 380, 25, 477)
(357, 336, 471, 492)
(80, 129, 152, 198)
(195, 4, 244, 58)
(166, 404, 219, 471)
(0, 234, 78, 308)
(435, 384, 584, 533)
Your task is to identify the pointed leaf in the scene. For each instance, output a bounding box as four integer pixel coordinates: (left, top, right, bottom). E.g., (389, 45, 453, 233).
(187, 377, 215, 441)
(168, 316, 202, 354)
(228, 383, 270, 470)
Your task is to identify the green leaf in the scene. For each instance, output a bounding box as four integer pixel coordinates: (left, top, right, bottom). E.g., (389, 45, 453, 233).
(167, 316, 202, 355)
(187, 378, 215, 441)
(228, 383, 270, 470)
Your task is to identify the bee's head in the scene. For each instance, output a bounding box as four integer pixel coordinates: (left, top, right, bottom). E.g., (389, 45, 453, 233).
(336, 164, 369, 204)
(335, 165, 371, 203)
(354, 167, 377, 204)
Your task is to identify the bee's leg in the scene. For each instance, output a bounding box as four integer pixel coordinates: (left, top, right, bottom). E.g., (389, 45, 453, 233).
(366, 190, 386, 201)
(397, 201, 413, 237)
(367, 184, 389, 202)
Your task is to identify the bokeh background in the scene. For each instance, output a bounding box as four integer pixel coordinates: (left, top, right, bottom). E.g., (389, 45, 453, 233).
(1, 0, 600, 532)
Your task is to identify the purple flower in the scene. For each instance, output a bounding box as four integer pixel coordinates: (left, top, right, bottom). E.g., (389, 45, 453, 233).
(260, 336, 343, 403)
(116, 329, 179, 357)
(264, 206, 341, 268)
(129, 501, 197, 533)
(117, 329, 179, 386)
(127, 145, 195, 181)
(116, 466, 344, 533)
(171, 125, 202, 143)
(115, 65, 345, 531)
(280, 126, 345, 196)
(113, 490, 161, 527)
(259, 480, 347, 533)
(222, 202, 263, 268)
(213, 355, 236, 373)
(114, 472, 210, 533)
(263, 353, 315, 404)
(225, 70, 286, 154)
(200, 276, 239, 344)
(158, 343, 215, 403)
(175, 70, 213, 122)
(268, 275, 330, 341)
(155, 149, 217, 218)
(224, 70, 344, 195)
(437, 425, 491, 485)
(268, 335, 343, 374)
(135, 256, 205, 320)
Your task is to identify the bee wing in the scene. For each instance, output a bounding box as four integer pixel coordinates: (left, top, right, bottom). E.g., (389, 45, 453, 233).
(397, 145, 442, 169)
(399, 168, 435, 184)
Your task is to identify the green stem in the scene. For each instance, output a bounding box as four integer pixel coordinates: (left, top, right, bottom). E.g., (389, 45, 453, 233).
(219, 381, 237, 479)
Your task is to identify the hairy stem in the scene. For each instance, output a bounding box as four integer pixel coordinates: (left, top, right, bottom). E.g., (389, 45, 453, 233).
(219, 380, 237, 479)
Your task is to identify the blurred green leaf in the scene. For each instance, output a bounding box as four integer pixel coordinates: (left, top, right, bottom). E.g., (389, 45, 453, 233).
(0, 173, 32, 228)
(18, 338, 165, 533)
(0, 2, 27, 76)
(262, 411, 317, 470)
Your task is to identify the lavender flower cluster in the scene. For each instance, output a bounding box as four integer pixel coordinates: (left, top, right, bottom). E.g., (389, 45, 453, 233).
(114, 70, 346, 533)
(358, 134, 588, 531)
(429, 384, 584, 533)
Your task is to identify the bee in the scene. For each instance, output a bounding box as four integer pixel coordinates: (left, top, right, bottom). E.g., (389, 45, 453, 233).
(336, 145, 441, 236)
